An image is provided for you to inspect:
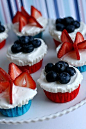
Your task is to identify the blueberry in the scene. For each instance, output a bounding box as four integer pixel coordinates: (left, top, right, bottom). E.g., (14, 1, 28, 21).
(46, 71, 58, 82)
(45, 63, 54, 73)
(29, 36, 34, 42)
(56, 18, 63, 24)
(56, 23, 65, 31)
(22, 44, 34, 53)
(0, 22, 5, 33)
(66, 67, 76, 76)
(14, 40, 21, 45)
(59, 72, 70, 84)
(55, 61, 66, 73)
(64, 62, 69, 68)
(11, 44, 22, 53)
(19, 36, 29, 45)
(63, 17, 74, 25)
(66, 25, 75, 33)
(32, 39, 41, 48)
(71, 20, 80, 29)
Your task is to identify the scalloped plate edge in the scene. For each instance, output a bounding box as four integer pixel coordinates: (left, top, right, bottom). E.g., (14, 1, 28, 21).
(0, 98, 86, 124)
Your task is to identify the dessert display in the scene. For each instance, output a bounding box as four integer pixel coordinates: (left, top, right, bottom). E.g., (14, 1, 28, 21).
(0, 63, 37, 117)
(49, 16, 86, 47)
(12, 6, 48, 38)
(37, 61, 83, 103)
(6, 36, 47, 73)
(0, 6, 86, 120)
(56, 29, 86, 72)
(0, 21, 8, 49)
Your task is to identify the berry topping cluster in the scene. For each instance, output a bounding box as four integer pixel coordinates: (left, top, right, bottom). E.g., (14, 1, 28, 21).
(13, 6, 43, 32)
(0, 21, 5, 33)
(45, 61, 76, 84)
(0, 63, 36, 104)
(11, 36, 41, 53)
(57, 29, 85, 60)
(56, 17, 80, 33)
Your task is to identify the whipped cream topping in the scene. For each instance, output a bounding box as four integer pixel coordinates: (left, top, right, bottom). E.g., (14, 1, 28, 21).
(0, 28, 8, 42)
(13, 17, 48, 36)
(0, 84, 37, 109)
(56, 44, 86, 66)
(37, 67, 83, 93)
(7, 38, 47, 66)
(49, 19, 86, 42)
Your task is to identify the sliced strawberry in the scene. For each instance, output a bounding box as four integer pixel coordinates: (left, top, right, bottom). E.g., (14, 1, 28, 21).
(0, 81, 10, 93)
(61, 29, 73, 44)
(73, 44, 80, 60)
(21, 6, 30, 18)
(14, 71, 36, 89)
(8, 63, 22, 81)
(0, 68, 12, 82)
(57, 42, 73, 58)
(12, 11, 24, 23)
(19, 15, 27, 32)
(74, 32, 84, 45)
(31, 6, 42, 19)
(28, 16, 43, 28)
(73, 32, 84, 60)
(0, 68, 13, 104)
(78, 40, 86, 49)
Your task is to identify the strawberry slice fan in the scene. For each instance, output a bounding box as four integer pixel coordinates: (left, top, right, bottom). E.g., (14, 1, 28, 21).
(0, 68, 13, 104)
(8, 63, 36, 89)
(57, 29, 86, 60)
(12, 6, 43, 32)
(0, 64, 36, 105)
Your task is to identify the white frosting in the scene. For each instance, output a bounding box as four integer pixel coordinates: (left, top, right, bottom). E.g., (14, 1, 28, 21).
(0, 30, 8, 42)
(37, 67, 83, 93)
(56, 44, 86, 66)
(13, 17, 48, 36)
(6, 38, 47, 66)
(0, 84, 37, 109)
(49, 19, 86, 42)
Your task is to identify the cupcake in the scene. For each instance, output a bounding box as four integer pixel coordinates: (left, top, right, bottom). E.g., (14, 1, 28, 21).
(12, 6, 48, 38)
(56, 29, 86, 72)
(49, 16, 86, 47)
(0, 21, 8, 49)
(0, 63, 37, 117)
(37, 61, 83, 103)
(6, 36, 47, 73)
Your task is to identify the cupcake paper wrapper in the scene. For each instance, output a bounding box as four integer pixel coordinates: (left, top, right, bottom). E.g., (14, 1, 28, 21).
(18, 59, 43, 73)
(34, 32, 42, 38)
(44, 85, 80, 103)
(0, 100, 31, 117)
(76, 65, 86, 72)
(0, 40, 6, 49)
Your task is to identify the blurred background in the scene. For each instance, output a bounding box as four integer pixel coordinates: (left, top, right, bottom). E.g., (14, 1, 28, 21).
(0, 0, 86, 24)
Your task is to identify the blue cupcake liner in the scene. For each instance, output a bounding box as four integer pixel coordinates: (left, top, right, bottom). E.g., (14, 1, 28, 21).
(0, 100, 31, 117)
(76, 65, 86, 72)
(34, 32, 42, 38)
(17, 32, 42, 39)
